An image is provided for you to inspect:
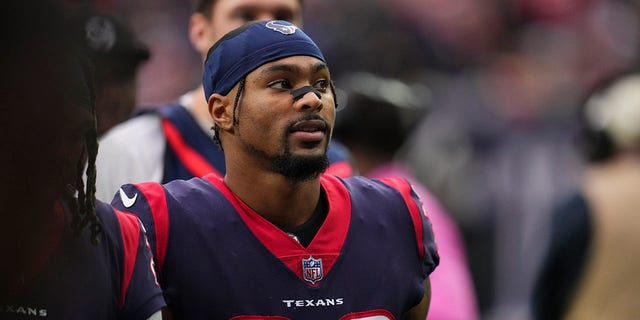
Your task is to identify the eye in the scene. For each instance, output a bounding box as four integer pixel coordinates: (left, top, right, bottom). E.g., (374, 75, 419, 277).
(313, 79, 329, 92)
(274, 9, 295, 22)
(269, 79, 292, 90)
(237, 10, 256, 22)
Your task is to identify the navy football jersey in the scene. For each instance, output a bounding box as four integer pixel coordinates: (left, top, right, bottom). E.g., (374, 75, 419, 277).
(1, 201, 166, 319)
(113, 174, 439, 319)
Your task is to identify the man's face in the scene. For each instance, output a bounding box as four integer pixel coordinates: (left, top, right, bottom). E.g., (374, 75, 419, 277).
(207, 0, 302, 49)
(230, 55, 335, 181)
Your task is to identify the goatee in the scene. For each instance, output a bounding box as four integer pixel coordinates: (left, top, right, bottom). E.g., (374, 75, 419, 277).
(272, 150, 329, 182)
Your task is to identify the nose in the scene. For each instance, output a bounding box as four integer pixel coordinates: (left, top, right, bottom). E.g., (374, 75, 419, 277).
(292, 87, 323, 112)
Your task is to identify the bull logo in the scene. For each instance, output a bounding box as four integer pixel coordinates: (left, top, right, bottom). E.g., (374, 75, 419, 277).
(266, 20, 297, 35)
(302, 256, 323, 284)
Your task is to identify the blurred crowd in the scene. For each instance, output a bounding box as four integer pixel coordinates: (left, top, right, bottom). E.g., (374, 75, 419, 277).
(29, 0, 640, 319)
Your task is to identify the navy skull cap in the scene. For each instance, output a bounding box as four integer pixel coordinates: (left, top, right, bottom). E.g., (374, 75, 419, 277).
(203, 20, 326, 100)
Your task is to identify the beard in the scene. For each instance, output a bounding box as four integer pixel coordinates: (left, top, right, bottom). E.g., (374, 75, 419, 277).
(271, 149, 329, 182)
(240, 132, 330, 182)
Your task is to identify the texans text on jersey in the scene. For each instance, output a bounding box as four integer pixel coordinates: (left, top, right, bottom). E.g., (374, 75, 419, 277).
(282, 298, 344, 308)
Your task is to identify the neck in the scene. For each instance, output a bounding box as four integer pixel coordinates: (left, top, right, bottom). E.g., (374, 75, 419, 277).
(224, 164, 322, 231)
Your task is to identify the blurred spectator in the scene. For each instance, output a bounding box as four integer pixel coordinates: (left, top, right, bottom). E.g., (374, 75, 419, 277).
(68, 10, 151, 136)
(381, 0, 506, 71)
(533, 70, 640, 320)
(304, 0, 431, 80)
(333, 71, 480, 320)
(96, 0, 199, 105)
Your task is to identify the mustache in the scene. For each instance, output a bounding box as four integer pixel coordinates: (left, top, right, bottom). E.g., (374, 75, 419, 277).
(286, 114, 330, 133)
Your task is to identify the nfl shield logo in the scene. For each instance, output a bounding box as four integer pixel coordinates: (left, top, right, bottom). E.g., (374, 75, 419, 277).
(302, 256, 323, 284)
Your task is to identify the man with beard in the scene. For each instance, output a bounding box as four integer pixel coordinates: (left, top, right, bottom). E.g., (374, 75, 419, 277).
(94, 0, 352, 202)
(111, 20, 439, 319)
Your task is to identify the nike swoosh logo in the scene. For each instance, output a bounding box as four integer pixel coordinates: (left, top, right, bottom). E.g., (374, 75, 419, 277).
(119, 188, 138, 208)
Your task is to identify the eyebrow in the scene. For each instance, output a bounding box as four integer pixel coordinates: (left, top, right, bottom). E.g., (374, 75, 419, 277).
(258, 61, 328, 78)
(262, 63, 299, 75)
(313, 63, 328, 73)
(232, 5, 296, 15)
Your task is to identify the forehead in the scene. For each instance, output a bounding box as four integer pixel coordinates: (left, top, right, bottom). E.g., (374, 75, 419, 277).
(213, 0, 301, 16)
(249, 55, 329, 78)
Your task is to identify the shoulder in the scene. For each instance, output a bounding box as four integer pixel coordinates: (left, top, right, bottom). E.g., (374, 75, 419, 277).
(339, 175, 414, 197)
(335, 175, 440, 275)
(94, 200, 143, 243)
(328, 175, 420, 217)
(111, 176, 223, 273)
(112, 176, 220, 214)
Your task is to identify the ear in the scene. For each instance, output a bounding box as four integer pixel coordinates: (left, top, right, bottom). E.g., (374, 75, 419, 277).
(189, 13, 211, 56)
(208, 93, 234, 132)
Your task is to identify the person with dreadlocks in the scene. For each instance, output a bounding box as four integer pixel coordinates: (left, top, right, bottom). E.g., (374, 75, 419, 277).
(112, 20, 439, 319)
(0, 1, 166, 319)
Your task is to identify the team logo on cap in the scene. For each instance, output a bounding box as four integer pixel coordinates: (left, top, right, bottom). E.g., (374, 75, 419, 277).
(85, 16, 117, 52)
(266, 20, 297, 35)
(302, 256, 323, 284)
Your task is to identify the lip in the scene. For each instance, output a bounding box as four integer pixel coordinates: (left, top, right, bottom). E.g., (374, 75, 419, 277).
(290, 119, 327, 132)
(289, 119, 328, 141)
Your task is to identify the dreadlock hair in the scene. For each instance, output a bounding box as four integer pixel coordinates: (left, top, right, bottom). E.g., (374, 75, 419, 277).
(212, 76, 246, 150)
(71, 121, 102, 245)
(232, 77, 247, 125)
(68, 53, 103, 245)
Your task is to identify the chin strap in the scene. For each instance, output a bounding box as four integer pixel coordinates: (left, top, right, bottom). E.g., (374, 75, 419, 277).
(291, 86, 321, 101)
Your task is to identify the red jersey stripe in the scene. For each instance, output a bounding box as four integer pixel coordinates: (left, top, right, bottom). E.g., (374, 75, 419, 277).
(114, 210, 141, 307)
(136, 182, 170, 271)
(162, 117, 222, 179)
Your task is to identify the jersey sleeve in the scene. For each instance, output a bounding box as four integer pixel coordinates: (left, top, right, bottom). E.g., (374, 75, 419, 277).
(378, 177, 440, 277)
(113, 209, 166, 319)
(112, 182, 171, 277)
